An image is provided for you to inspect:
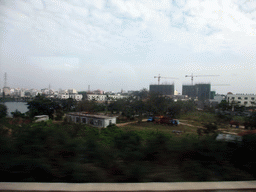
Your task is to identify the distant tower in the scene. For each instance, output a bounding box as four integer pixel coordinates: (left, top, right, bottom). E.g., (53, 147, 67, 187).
(4, 72, 7, 88)
(3, 72, 10, 96)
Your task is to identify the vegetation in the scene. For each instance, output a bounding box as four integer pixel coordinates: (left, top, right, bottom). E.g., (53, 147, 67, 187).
(11, 110, 26, 118)
(2, 90, 256, 182)
(27, 95, 61, 119)
(0, 117, 255, 183)
(0, 104, 7, 118)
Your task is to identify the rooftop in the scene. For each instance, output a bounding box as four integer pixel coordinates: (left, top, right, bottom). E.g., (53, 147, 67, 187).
(67, 112, 117, 119)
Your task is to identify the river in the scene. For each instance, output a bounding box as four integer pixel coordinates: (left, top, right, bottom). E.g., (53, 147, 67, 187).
(1, 102, 29, 117)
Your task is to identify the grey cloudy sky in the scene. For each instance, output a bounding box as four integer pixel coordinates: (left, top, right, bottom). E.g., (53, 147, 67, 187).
(1, 0, 256, 94)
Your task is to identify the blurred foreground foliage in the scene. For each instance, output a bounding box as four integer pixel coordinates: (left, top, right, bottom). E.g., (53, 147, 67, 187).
(0, 119, 255, 182)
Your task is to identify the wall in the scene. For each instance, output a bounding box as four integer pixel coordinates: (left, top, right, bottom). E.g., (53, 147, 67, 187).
(1, 181, 256, 191)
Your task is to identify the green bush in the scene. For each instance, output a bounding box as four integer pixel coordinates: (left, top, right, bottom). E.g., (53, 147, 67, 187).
(0, 104, 7, 118)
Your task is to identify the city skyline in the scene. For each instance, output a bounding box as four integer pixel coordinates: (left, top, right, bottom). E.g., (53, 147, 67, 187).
(1, 0, 256, 94)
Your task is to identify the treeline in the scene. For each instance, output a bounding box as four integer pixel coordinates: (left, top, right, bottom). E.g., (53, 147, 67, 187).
(19, 91, 196, 120)
(0, 120, 255, 182)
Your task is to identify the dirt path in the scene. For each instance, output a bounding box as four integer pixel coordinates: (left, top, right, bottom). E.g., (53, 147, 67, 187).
(116, 119, 147, 127)
(179, 120, 204, 128)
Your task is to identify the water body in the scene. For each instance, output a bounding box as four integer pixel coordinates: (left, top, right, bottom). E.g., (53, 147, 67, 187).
(1, 102, 29, 117)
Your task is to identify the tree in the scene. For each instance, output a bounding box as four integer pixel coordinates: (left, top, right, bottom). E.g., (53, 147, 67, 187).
(108, 99, 125, 114)
(11, 110, 25, 118)
(61, 98, 76, 112)
(145, 92, 171, 116)
(218, 100, 231, 111)
(167, 100, 182, 118)
(75, 100, 97, 113)
(27, 95, 60, 119)
(0, 104, 7, 118)
(182, 100, 196, 113)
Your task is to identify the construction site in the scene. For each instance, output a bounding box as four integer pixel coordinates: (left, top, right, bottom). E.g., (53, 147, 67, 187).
(150, 73, 225, 101)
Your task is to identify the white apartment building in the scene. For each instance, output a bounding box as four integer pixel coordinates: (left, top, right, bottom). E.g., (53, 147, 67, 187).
(68, 89, 77, 94)
(87, 94, 128, 102)
(69, 94, 83, 101)
(13, 88, 25, 97)
(58, 93, 83, 101)
(226, 94, 256, 107)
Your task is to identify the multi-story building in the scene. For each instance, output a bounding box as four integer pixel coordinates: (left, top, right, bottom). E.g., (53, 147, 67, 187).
(93, 89, 104, 95)
(41, 88, 49, 95)
(68, 89, 77, 94)
(13, 88, 25, 97)
(182, 83, 211, 101)
(87, 94, 128, 102)
(58, 92, 83, 101)
(226, 93, 256, 107)
(182, 85, 197, 98)
(149, 84, 175, 95)
(3, 87, 11, 96)
(69, 94, 83, 101)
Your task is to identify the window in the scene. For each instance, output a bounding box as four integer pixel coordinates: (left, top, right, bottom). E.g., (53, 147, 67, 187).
(98, 120, 102, 126)
(232, 97, 235, 99)
(245, 97, 248, 100)
(244, 101, 248, 105)
(238, 101, 241, 104)
(252, 97, 255, 100)
(76, 117, 80, 123)
(109, 120, 112, 125)
(90, 119, 94, 125)
(251, 101, 255, 104)
(82, 118, 86, 123)
(238, 97, 242, 100)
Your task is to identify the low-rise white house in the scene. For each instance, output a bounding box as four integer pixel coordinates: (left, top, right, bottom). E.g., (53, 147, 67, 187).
(66, 112, 117, 128)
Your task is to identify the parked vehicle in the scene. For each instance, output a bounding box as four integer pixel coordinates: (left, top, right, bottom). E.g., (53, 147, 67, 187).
(155, 116, 179, 126)
(243, 121, 256, 130)
(229, 120, 240, 128)
(147, 117, 154, 122)
(154, 116, 164, 124)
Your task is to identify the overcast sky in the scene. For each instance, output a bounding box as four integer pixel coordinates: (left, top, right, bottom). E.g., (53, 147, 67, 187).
(1, 0, 256, 94)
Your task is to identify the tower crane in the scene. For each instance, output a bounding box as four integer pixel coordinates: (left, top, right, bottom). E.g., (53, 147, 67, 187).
(212, 84, 230, 86)
(154, 74, 179, 85)
(185, 73, 220, 85)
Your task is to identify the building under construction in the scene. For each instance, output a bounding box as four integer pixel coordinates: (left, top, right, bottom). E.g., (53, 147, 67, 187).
(182, 85, 197, 98)
(182, 83, 211, 101)
(149, 84, 174, 96)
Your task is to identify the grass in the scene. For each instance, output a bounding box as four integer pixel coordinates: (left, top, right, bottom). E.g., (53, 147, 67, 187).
(119, 112, 247, 137)
(179, 111, 217, 126)
(120, 121, 198, 136)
